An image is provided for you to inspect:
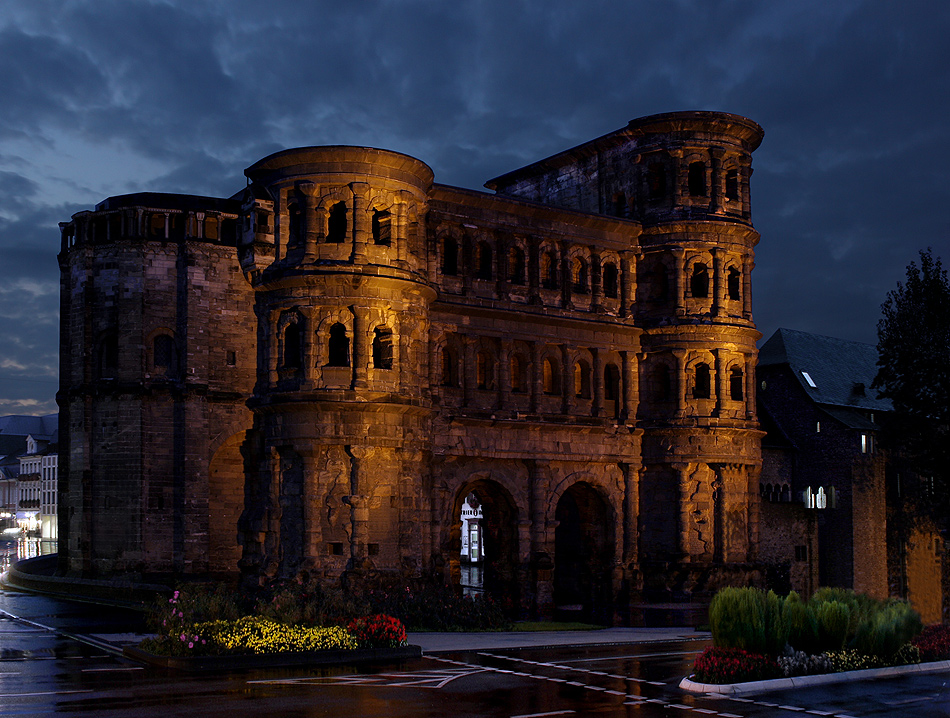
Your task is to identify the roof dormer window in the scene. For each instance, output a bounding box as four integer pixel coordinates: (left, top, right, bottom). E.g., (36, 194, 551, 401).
(801, 371, 817, 388)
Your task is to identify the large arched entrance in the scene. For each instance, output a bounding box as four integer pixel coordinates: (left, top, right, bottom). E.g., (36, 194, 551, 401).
(554, 482, 614, 624)
(451, 478, 520, 614)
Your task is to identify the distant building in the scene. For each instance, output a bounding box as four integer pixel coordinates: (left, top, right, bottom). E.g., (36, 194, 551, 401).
(0, 415, 58, 539)
(757, 329, 944, 622)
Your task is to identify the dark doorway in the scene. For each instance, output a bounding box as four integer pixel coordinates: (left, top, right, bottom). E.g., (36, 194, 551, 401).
(554, 482, 614, 624)
(452, 479, 519, 614)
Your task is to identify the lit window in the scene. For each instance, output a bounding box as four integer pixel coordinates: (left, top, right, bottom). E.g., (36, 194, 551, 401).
(801, 371, 817, 388)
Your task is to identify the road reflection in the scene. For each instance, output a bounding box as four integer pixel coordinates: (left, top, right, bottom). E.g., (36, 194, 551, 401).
(1, 536, 57, 569)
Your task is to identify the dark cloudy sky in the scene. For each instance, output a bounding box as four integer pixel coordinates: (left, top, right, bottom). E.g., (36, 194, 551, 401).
(1, 0, 948, 415)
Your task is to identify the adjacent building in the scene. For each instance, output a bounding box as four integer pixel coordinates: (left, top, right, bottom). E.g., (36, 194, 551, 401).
(757, 328, 945, 623)
(0, 414, 58, 539)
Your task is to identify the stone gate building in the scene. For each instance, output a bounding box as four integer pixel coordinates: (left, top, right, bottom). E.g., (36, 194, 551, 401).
(57, 111, 765, 622)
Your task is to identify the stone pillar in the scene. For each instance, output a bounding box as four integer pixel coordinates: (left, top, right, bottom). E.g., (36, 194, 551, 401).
(742, 257, 754, 320)
(592, 347, 604, 417)
(266, 309, 280, 385)
(620, 251, 637, 318)
(529, 341, 542, 413)
(353, 307, 369, 389)
(561, 344, 574, 415)
(395, 191, 412, 265)
(674, 349, 687, 418)
(300, 307, 315, 385)
(740, 159, 753, 220)
(745, 354, 756, 419)
(298, 180, 319, 261)
(709, 147, 724, 214)
(672, 248, 686, 317)
(622, 462, 640, 565)
(499, 340, 512, 410)
(622, 351, 639, 422)
(350, 182, 370, 263)
(527, 236, 541, 303)
(671, 150, 684, 207)
(712, 247, 723, 318)
(560, 241, 572, 309)
(714, 348, 725, 417)
(591, 252, 603, 312)
(301, 451, 323, 572)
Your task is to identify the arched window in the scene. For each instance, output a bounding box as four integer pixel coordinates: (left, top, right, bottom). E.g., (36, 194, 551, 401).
(541, 250, 558, 289)
(153, 334, 178, 377)
(694, 362, 711, 399)
(327, 202, 347, 243)
(542, 357, 560, 395)
(98, 333, 119, 379)
(476, 241, 493, 280)
(327, 323, 349, 366)
(574, 360, 591, 399)
(441, 346, 458, 387)
(372, 209, 391, 246)
(691, 263, 709, 298)
(603, 262, 618, 299)
(442, 237, 459, 276)
(727, 267, 741, 301)
(613, 192, 627, 217)
(725, 169, 739, 201)
(688, 161, 707, 197)
(510, 354, 525, 393)
(730, 366, 744, 401)
(654, 364, 672, 402)
(571, 257, 588, 294)
(507, 246, 525, 284)
(647, 162, 666, 199)
(372, 327, 393, 369)
(604, 363, 621, 402)
(476, 351, 493, 390)
(288, 202, 301, 246)
(283, 322, 302, 369)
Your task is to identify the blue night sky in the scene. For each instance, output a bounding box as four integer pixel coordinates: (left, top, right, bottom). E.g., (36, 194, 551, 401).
(1, 0, 948, 414)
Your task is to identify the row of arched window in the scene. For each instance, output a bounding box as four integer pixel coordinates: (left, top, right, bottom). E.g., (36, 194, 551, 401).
(284, 201, 393, 247)
(280, 321, 393, 371)
(441, 238, 621, 299)
(440, 346, 623, 401)
(649, 362, 745, 403)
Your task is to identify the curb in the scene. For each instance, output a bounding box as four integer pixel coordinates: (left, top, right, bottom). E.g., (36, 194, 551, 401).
(123, 644, 422, 672)
(680, 659, 950, 695)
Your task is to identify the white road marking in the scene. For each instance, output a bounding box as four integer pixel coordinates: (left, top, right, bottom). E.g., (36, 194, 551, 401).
(510, 712, 575, 718)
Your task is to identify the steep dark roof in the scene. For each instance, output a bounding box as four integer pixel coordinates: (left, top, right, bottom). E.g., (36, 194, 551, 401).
(758, 329, 891, 414)
(0, 414, 58, 441)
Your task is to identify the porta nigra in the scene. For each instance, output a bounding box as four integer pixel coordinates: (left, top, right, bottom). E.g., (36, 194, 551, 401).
(57, 111, 765, 623)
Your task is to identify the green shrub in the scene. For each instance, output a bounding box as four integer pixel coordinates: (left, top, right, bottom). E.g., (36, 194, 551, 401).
(709, 587, 785, 655)
(782, 592, 819, 654)
(815, 600, 851, 652)
(852, 602, 922, 659)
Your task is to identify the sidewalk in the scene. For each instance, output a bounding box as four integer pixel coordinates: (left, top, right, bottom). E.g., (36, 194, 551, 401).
(81, 626, 709, 657)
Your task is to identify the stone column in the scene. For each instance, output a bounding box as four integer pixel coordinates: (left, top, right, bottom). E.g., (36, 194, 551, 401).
(529, 341, 542, 413)
(560, 241, 572, 309)
(591, 252, 603, 312)
(499, 339, 512, 410)
(712, 247, 723, 318)
(266, 309, 280, 386)
(672, 249, 686, 317)
(714, 348, 725, 417)
(674, 349, 687, 418)
(396, 191, 412, 264)
(742, 257, 754, 320)
(301, 451, 324, 572)
(592, 347, 604, 417)
(462, 335, 476, 407)
(350, 182, 370, 263)
(298, 180, 319, 261)
(740, 159, 753, 220)
(622, 351, 639, 422)
(745, 354, 756, 419)
(709, 148, 724, 214)
(352, 306, 369, 389)
(620, 251, 637, 318)
(671, 150, 684, 208)
(672, 462, 690, 559)
(527, 236, 541, 303)
(561, 344, 574, 415)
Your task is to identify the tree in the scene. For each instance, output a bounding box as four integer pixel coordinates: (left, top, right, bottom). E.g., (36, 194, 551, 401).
(873, 248, 950, 525)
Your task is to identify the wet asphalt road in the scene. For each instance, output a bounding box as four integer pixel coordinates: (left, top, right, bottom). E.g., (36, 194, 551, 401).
(0, 586, 948, 717)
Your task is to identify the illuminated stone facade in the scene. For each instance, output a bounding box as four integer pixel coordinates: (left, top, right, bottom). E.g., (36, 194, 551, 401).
(57, 111, 765, 621)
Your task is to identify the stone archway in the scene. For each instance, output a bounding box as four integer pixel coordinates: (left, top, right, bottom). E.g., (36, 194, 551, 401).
(554, 482, 614, 624)
(450, 478, 520, 614)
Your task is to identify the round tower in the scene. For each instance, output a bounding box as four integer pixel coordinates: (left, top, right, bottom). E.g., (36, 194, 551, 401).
(629, 112, 765, 595)
(236, 147, 435, 583)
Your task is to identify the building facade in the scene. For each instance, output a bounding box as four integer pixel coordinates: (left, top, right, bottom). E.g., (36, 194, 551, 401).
(57, 111, 765, 621)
